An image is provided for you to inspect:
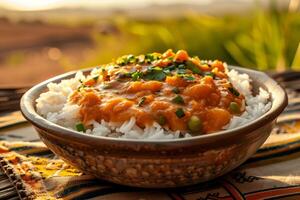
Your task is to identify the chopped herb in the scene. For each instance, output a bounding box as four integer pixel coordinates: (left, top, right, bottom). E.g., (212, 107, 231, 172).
(127, 55, 137, 63)
(175, 108, 185, 118)
(131, 71, 142, 81)
(172, 95, 184, 104)
(145, 53, 160, 63)
(172, 87, 180, 94)
(157, 115, 166, 125)
(183, 75, 195, 81)
(229, 87, 240, 96)
(76, 123, 85, 132)
(93, 76, 99, 81)
(163, 69, 171, 75)
(186, 60, 202, 74)
(152, 66, 162, 71)
(165, 65, 176, 71)
(177, 64, 186, 69)
(204, 72, 215, 78)
(177, 68, 186, 74)
(116, 56, 127, 66)
(144, 67, 166, 81)
(167, 56, 174, 61)
(138, 97, 146, 107)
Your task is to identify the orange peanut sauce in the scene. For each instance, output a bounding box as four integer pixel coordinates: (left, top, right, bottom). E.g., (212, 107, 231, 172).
(70, 50, 245, 135)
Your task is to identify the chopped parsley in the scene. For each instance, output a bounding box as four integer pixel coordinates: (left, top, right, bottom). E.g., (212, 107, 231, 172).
(138, 97, 146, 107)
(144, 67, 166, 81)
(131, 71, 142, 81)
(229, 87, 240, 96)
(172, 95, 184, 104)
(172, 87, 180, 94)
(175, 108, 185, 118)
(93, 76, 99, 81)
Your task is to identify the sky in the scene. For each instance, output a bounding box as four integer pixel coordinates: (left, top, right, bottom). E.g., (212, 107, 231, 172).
(0, 0, 215, 11)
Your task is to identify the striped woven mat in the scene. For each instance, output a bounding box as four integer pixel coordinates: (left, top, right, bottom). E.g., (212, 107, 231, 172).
(0, 71, 299, 200)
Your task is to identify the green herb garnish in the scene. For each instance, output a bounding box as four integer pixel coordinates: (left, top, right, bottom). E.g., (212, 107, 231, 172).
(127, 55, 136, 63)
(144, 67, 166, 81)
(229, 87, 240, 96)
(186, 60, 202, 74)
(145, 53, 160, 63)
(76, 123, 86, 132)
(138, 97, 146, 107)
(93, 76, 99, 81)
(172, 95, 184, 104)
(131, 71, 142, 81)
(157, 115, 166, 125)
(177, 68, 186, 74)
(175, 108, 185, 118)
(204, 72, 215, 78)
(172, 87, 180, 94)
(177, 64, 186, 69)
(183, 75, 195, 81)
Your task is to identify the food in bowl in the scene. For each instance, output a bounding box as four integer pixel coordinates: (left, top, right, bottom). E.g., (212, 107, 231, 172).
(36, 50, 271, 139)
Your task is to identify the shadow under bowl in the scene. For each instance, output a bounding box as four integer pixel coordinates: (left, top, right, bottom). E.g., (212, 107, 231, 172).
(20, 66, 288, 188)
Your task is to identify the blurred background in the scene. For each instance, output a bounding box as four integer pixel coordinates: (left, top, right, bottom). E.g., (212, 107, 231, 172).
(0, 0, 299, 89)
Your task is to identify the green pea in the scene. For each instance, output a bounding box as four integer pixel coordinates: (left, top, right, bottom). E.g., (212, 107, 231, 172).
(76, 123, 86, 132)
(229, 102, 240, 113)
(172, 95, 184, 104)
(157, 115, 166, 125)
(188, 116, 202, 132)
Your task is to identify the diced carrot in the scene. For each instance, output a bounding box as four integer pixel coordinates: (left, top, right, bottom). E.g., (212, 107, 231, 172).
(142, 81, 163, 92)
(113, 100, 134, 113)
(166, 76, 188, 87)
(127, 81, 162, 93)
(126, 81, 143, 93)
(80, 92, 101, 106)
(212, 60, 225, 72)
(208, 93, 221, 106)
(69, 91, 82, 104)
(184, 84, 214, 100)
(150, 101, 171, 110)
(162, 49, 175, 58)
(174, 50, 189, 62)
(204, 108, 231, 133)
(84, 79, 96, 86)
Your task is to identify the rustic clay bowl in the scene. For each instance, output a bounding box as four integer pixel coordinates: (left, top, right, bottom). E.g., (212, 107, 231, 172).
(20, 66, 287, 188)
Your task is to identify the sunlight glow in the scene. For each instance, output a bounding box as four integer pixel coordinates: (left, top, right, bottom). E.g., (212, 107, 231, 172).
(0, 0, 61, 11)
(0, 0, 213, 11)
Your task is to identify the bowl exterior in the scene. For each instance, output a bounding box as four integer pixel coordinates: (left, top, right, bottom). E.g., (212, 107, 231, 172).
(33, 121, 274, 188)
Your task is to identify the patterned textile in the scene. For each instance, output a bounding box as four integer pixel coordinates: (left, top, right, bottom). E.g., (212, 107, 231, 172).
(0, 115, 300, 200)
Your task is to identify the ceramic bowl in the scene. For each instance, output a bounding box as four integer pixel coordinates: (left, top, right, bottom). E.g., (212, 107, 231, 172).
(20, 66, 288, 188)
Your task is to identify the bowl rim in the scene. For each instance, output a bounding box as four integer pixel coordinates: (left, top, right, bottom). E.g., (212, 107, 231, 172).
(20, 66, 288, 145)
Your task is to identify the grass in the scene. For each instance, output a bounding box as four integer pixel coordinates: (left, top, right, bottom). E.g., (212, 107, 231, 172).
(62, 4, 300, 71)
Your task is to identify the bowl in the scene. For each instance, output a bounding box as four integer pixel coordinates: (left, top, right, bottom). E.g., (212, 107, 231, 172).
(20, 66, 288, 188)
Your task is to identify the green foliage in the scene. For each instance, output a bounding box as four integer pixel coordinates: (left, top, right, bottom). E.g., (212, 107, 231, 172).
(65, 7, 300, 71)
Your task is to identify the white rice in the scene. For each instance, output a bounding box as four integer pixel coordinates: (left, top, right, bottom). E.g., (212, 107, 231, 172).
(36, 68, 271, 139)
